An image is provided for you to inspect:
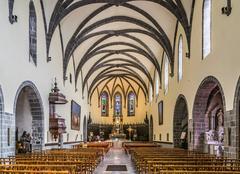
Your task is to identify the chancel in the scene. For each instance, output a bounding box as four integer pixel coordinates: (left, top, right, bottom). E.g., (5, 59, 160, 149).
(1, 0, 240, 173)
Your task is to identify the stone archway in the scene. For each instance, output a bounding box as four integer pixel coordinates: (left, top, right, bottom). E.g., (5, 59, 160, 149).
(192, 76, 225, 154)
(83, 115, 87, 142)
(149, 115, 153, 141)
(14, 81, 44, 152)
(233, 77, 240, 159)
(173, 95, 188, 149)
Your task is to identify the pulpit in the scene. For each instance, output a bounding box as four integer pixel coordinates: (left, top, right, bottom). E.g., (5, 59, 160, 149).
(48, 79, 67, 144)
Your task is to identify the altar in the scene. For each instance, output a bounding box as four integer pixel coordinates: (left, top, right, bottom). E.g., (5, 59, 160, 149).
(110, 114, 127, 140)
(109, 133, 126, 140)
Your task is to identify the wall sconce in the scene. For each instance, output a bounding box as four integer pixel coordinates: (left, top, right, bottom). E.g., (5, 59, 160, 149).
(47, 56, 52, 62)
(222, 0, 232, 16)
(8, 0, 17, 24)
(9, 15, 17, 24)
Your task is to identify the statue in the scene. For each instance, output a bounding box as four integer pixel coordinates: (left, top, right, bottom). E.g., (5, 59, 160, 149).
(217, 109, 224, 129)
(218, 126, 224, 143)
(19, 131, 32, 153)
(205, 129, 216, 142)
(216, 109, 224, 143)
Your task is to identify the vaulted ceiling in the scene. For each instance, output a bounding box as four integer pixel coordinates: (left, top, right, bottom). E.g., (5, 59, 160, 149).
(43, 0, 195, 102)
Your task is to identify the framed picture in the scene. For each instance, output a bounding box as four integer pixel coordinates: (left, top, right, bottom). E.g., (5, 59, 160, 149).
(158, 101, 163, 125)
(71, 100, 81, 130)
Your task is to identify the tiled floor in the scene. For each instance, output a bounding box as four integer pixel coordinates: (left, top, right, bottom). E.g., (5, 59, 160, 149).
(93, 141, 136, 174)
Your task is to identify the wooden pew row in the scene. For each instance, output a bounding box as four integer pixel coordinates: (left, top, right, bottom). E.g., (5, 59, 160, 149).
(129, 145, 240, 174)
(73, 142, 112, 154)
(2, 157, 97, 173)
(1, 160, 88, 172)
(158, 171, 240, 174)
(0, 164, 76, 174)
(135, 157, 235, 172)
(0, 170, 69, 174)
(151, 164, 240, 173)
(123, 142, 161, 154)
(1, 147, 104, 174)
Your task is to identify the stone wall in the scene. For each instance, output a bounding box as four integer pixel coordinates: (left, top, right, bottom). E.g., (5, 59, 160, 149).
(27, 89, 44, 150)
(173, 95, 188, 148)
(224, 110, 237, 158)
(1, 112, 15, 157)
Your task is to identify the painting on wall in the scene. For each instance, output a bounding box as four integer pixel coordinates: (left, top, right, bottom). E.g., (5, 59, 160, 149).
(71, 100, 81, 130)
(158, 101, 163, 125)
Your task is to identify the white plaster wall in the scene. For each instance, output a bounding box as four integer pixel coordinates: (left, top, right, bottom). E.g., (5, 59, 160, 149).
(147, 0, 240, 143)
(0, 0, 240, 147)
(0, 0, 89, 146)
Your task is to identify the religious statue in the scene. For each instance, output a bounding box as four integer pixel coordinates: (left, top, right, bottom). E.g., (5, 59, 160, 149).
(217, 109, 224, 129)
(216, 109, 224, 143)
(19, 131, 32, 153)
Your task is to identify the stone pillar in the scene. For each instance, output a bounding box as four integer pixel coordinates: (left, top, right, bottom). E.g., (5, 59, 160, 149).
(224, 110, 237, 158)
(1, 112, 15, 157)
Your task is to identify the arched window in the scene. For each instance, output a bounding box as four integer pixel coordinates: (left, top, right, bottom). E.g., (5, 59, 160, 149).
(178, 35, 183, 81)
(164, 54, 169, 94)
(203, 0, 211, 59)
(155, 74, 159, 96)
(128, 91, 135, 116)
(149, 84, 153, 102)
(101, 91, 109, 116)
(29, 1, 37, 65)
(114, 92, 122, 116)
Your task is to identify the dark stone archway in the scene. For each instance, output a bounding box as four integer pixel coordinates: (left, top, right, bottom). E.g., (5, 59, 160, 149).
(83, 115, 87, 142)
(173, 95, 188, 149)
(14, 81, 44, 152)
(192, 76, 225, 154)
(232, 77, 240, 158)
(149, 115, 153, 141)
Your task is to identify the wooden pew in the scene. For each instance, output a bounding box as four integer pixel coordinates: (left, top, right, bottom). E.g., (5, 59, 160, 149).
(0, 164, 76, 174)
(0, 170, 69, 174)
(129, 146, 240, 174)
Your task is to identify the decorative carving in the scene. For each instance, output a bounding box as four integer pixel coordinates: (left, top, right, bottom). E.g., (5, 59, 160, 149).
(222, 0, 232, 16)
(205, 130, 217, 143)
(49, 79, 68, 104)
(48, 79, 67, 141)
(8, 0, 17, 24)
(205, 109, 224, 145)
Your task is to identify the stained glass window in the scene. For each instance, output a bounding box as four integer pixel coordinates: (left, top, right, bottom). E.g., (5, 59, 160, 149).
(101, 91, 108, 116)
(114, 93, 122, 116)
(128, 91, 135, 116)
(29, 1, 37, 65)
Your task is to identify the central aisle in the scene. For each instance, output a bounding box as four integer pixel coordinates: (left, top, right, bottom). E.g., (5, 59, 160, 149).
(94, 141, 136, 174)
